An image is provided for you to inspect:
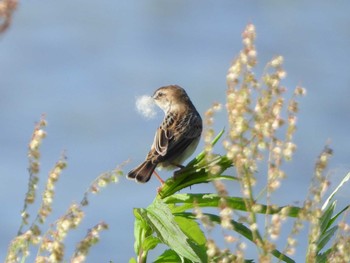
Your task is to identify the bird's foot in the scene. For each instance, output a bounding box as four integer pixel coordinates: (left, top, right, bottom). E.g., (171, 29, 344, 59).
(173, 166, 186, 180)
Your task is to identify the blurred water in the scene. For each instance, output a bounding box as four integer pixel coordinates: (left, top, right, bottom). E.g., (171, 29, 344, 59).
(0, 1, 349, 262)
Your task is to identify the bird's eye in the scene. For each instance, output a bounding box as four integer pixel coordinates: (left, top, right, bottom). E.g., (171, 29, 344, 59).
(157, 92, 164, 97)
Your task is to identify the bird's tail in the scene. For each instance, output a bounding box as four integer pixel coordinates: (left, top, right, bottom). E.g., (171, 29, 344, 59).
(127, 160, 157, 183)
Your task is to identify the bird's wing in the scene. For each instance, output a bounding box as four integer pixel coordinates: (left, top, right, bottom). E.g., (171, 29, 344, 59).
(148, 112, 202, 163)
(151, 111, 176, 156)
(154, 126, 172, 156)
(155, 112, 202, 159)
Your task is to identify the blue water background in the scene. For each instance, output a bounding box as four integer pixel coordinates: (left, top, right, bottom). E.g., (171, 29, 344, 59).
(0, 1, 349, 262)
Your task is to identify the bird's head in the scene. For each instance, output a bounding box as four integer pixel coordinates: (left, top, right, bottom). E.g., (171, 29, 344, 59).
(153, 85, 189, 113)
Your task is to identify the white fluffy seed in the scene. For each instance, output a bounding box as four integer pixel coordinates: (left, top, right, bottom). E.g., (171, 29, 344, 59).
(135, 95, 157, 119)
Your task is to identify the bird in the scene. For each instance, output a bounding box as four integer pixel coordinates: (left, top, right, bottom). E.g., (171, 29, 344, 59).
(127, 85, 203, 183)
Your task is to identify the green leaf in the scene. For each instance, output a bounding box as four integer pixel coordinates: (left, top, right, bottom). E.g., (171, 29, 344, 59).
(317, 226, 338, 253)
(186, 129, 225, 167)
(164, 193, 301, 217)
(158, 129, 234, 199)
(154, 250, 181, 263)
(165, 193, 246, 213)
(154, 249, 193, 263)
(322, 172, 350, 210)
(145, 198, 204, 262)
(319, 201, 336, 234)
(128, 258, 137, 263)
(174, 216, 207, 262)
(174, 216, 206, 246)
(158, 155, 234, 199)
(133, 208, 144, 255)
(316, 248, 333, 263)
(327, 204, 350, 230)
(177, 212, 295, 263)
(142, 235, 161, 251)
(133, 208, 155, 261)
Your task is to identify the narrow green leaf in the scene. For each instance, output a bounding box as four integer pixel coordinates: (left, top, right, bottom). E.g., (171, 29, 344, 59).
(165, 193, 246, 213)
(319, 201, 336, 234)
(158, 155, 234, 199)
(327, 205, 350, 230)
(186, 128, 225, 167)
(177, 212, 295, 263)
(133, 208, 144, 255)
(164, 193, 301, 217)
(158, 129, 232, 198)
(210, 128, 226, 147)
(322, 172, 350, 210)
(133, 208, 155, 261)
(316, 248, 333, 263)
(317, 226, 338, 253)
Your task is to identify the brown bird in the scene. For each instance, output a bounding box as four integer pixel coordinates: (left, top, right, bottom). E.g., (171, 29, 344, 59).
(127, 85, 203, 183)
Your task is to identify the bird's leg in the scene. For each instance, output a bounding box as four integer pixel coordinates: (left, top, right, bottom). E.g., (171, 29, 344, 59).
(153, 170, 164, 184)
(153, 170, 165, 193)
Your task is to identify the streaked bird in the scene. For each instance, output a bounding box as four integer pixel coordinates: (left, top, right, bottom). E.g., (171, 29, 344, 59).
(127, 85, 202, 183)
